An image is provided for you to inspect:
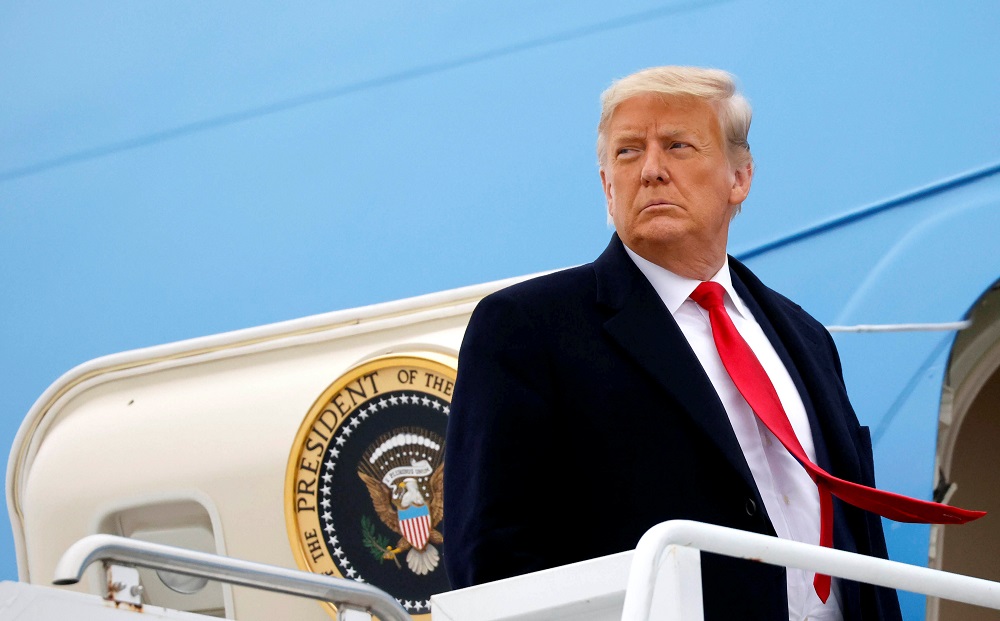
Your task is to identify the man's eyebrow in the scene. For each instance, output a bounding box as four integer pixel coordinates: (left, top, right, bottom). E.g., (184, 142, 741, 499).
(609, 130, 645, 142)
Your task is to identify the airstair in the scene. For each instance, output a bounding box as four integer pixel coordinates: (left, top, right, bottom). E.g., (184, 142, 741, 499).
(3, 520, 999, 621)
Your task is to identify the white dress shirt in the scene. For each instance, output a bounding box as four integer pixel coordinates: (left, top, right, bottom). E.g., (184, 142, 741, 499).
(625, 246, 843, 621)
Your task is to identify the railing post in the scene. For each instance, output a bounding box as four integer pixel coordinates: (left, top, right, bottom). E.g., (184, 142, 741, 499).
(648, 544, 703, 621)
(622, 524, 705, 621)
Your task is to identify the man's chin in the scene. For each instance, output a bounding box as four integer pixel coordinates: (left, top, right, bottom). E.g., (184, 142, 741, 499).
(629, 222, 688, 246)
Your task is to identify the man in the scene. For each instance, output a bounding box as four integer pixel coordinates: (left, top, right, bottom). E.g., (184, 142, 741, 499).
(444, 66, 976, 620)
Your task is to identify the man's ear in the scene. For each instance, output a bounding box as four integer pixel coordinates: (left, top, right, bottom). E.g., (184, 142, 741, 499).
(729, 162, 753, 206)
(600, 168, 614, 215)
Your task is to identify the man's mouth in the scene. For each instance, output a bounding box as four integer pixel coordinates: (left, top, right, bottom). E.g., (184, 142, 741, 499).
(643, 200, 678, 210)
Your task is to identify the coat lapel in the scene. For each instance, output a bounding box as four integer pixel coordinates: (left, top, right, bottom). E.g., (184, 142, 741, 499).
(593, 236, 758, 489)
(590, 236, 866, 525)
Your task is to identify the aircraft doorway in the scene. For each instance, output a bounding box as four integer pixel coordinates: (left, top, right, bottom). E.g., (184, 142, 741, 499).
(930, 281, 1000, 621)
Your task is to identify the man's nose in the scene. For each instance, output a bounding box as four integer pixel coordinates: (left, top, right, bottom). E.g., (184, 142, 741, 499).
(640, 146, 670, 184)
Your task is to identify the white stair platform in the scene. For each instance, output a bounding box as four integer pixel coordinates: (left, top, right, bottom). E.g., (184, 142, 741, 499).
(0, 581, 214, 621)
(431, 552, 635, 621)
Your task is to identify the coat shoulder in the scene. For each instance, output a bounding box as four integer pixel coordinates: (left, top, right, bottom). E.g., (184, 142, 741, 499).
(729, 257, 827, 332)
(475, 264, 597, 317)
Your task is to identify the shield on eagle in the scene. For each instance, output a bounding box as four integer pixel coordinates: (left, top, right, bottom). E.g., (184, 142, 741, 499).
(398, 503, 431, 551)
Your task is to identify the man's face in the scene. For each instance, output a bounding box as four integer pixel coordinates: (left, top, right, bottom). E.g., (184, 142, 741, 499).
(600, 93, 752, 276)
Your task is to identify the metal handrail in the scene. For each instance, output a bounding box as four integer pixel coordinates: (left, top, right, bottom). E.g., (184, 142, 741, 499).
(621, 520, 1000, 620)
(53, 534, 410, 621)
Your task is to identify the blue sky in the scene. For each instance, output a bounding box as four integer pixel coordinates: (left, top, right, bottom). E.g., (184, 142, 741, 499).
(3, 0, 999, 584)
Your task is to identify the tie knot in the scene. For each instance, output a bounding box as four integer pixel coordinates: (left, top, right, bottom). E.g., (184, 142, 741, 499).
(691, 281, 726, 311)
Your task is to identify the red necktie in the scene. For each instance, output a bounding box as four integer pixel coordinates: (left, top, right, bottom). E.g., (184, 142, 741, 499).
(690, 281, 985, 602)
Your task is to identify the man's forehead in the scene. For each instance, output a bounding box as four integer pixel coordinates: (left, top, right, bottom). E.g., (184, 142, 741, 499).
(607, 94, 719, 138)
(608, 124, 690, 138)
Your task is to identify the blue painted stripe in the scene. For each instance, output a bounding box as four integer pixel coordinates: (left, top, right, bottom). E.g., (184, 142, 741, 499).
(399, 505, 430, 520)
(736, 160, 1000, 261)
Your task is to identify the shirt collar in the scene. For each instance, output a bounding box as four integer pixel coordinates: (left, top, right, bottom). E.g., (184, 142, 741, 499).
(623, 244, 749, 319)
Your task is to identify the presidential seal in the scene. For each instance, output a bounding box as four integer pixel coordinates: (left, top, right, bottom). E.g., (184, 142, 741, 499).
(285, 354, 455, 619)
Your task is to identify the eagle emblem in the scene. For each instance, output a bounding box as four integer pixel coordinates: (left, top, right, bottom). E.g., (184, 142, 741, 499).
(286, 356, 455, 618)
(358, 428, 445, 575)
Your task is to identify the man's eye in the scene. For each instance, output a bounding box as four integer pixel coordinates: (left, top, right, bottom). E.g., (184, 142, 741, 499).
(669, 142, 691, 149)
(616, 147, 638, 157)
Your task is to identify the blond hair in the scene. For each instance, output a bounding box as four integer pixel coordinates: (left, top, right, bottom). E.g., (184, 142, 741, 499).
(596, 66, 753, 169)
